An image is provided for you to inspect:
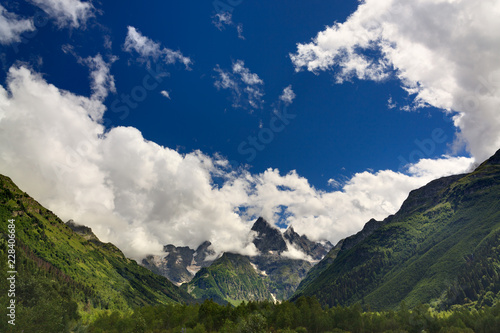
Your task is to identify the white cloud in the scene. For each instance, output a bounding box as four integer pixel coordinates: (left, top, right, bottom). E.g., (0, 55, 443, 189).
(212, 12, 233, 30)
(0, 5, 35, 45)
(81, 54, 116, 102)
(124, 26, 192, 69)
(233, 60, 263, 85)
(327, 178, 342, 189)
(282, 239, 314, 261)
(387, 96, 396, 109)
(221, 156, 474, 243)
(0, 66, 256, 260)
(279, 85, 296, 105)
(29, 0, 94, 28)
(212, 11, 245, 40)
(0, 66, 477, 261)
(62, 45, 116, 102)
(290, 0, 500, 163)
(214, 60, 264, 109)
(160, 90, 171, 100)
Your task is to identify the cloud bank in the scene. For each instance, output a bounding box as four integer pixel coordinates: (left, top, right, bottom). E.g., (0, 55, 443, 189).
(0, 66, 256, 260)
(0, 65, 475, 261)
(290, 0, 500, 163)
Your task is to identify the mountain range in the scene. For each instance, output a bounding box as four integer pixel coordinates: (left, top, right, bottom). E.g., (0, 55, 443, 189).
(142, 216, 333, 304)
(1, 149, 499, 328)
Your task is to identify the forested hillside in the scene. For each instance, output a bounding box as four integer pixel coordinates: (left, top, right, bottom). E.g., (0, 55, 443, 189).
(292, 150, 500, 310)
(0, 174, 192, 332)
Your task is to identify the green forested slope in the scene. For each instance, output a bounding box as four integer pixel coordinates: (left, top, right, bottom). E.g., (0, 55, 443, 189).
(0, 174, 192, 331)
(293, 150, 500, 310)
(183, 252, 273, 305)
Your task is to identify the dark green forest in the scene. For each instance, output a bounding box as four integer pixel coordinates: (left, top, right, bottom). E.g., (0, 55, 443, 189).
(86, 298, 500, 333)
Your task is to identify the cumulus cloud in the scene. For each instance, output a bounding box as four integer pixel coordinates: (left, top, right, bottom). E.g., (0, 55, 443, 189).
(0, 66, 257, 260)
(124, 26, 192, 69)
(221, 156, 473, 243)
(290, 0, 500, 162)
(29, 0, 94, 28)
(279, 85, 296, 105)
(0, 66, 476, 261)
(214, 60, 264, 109)
(0, 5, 35, 45)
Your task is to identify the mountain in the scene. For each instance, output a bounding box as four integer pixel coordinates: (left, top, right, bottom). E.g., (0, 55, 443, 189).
(294, 218, 382, 295)
(250, 253, 313, 300)
(142, 241, 215, 285)
(250, 218, 332, 299)
(284, 226, 333, 260)
(0, 174, 192, 329)
(251, 217, 288, 254)
(178, 217, 332, 304)
(182, 252, 273, 305)
(292, 149, 500, 310)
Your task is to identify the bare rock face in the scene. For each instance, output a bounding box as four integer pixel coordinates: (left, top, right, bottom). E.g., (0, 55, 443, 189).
(142, 241, 215, 285)
(251, 217, 288, 254)
(284, 226, 333, 260)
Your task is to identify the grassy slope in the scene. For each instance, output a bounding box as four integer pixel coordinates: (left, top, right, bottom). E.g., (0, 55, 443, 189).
(293, 151, 500, 310)
(183, 252, 273, 305)
(0, 174, 193, 315)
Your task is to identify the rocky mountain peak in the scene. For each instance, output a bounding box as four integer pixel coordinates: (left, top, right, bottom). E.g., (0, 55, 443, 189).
(284, 226, 297, 237)
(284, 225, 333, 261)
(194, 241, 216, 263)
(142, 241, 215, 285)
(251, 217, 274, 232)
(251, 217, 288, 254)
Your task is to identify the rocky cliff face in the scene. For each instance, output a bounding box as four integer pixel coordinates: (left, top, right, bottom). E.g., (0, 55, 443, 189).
(142, 241, 216, 285)
(251, 217, 288, 254)
(284, 226, 333, 260)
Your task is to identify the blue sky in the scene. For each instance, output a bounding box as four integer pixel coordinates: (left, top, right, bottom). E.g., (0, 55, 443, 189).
(0, 0, 498, 259)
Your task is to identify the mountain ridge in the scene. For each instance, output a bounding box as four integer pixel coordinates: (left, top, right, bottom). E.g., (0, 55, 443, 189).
(291, 149, 500, 310)
(0, 174, 193, 317)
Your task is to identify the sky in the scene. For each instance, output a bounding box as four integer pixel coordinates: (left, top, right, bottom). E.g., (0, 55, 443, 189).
(0, 0, 499, 260)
